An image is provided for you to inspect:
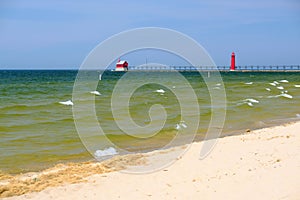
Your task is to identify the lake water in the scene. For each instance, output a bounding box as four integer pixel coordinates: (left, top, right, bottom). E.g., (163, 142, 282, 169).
(1, 70, 299, 173)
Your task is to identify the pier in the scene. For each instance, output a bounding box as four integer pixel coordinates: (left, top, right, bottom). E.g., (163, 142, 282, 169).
(128, 65, 300, 72)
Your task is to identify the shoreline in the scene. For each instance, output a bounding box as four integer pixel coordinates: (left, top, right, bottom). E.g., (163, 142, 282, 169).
(1, 120, 299, 199)
(4, 115, 300, 175)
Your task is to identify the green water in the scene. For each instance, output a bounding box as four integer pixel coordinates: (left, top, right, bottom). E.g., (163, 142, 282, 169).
(0, 70, 300, 173)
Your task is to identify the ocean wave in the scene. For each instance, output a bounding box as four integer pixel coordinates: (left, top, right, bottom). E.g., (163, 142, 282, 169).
(2, 117, 73, 128)
(245, 98, 259, 103)
(280, 93, 293, 99)
(90, 91, 101, 96)
(237, 98, 259, 107)
(269, 81, 281, 86)
(0, 104, 30, 111)
(244, 82, 253, 85)
(267, 93, 293, 99)
(269, 82, 276, 86)
(94, 147, 118, 157)
(175, 121, 187, 130)
(0, 100, 70, 111)
(279, 80, 289, 83)
(277, 86, 284, 90)
(247, 102, 253, 107)
(155, 89, 166, 94)
(59, 100, 73, 106)
(0, 103, 68, 116)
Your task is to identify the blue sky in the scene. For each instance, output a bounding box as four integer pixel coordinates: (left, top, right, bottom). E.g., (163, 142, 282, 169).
(0, 0, 299, 69)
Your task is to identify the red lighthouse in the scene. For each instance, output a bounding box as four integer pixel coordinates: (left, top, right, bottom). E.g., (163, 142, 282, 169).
(230, 52, 235, 71)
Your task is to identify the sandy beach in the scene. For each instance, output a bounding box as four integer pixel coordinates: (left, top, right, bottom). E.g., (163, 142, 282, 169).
(1, 121, 300, 200)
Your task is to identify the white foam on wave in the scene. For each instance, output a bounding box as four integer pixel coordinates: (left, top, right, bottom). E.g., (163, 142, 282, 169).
(245, 82, 253, 85)
(247, 102, 253, 107)
(180, 121, 187, 128)
(273, 81, 279, 85)
(175, 124, 181, 130)
(295, 85, 300, 88)
(279, 80, 289, 83)
(90, 91, 101, 96)
(265, 88, 271, 91)
(155, 89, 165, 94)
(280, 93, 293, 99)
(277, 86, 284, 90)
(280, 91, 288, 94)
(175, 121, 187, 130)
(269, 82, 276, 86)
(296, 114, 300, 118)
(237, 98, 259, 107)
(94, 147, 118, 157)
(267, 93, 293, 99)
(267, 95, 279, 98)
(59, 100, 73, 106)
(245, 98, 259, 103)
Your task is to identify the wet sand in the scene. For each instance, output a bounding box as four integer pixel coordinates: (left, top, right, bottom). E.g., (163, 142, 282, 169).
(1, 121, 300, 200)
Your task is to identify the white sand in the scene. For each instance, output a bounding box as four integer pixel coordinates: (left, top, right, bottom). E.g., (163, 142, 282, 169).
(4, 122, 300, 200)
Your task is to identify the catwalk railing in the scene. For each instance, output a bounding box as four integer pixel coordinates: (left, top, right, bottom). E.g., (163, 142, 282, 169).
(128, 65, 300, 72)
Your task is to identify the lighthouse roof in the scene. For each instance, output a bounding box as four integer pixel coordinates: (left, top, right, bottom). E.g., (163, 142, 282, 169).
(116, 60, 127, 65)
